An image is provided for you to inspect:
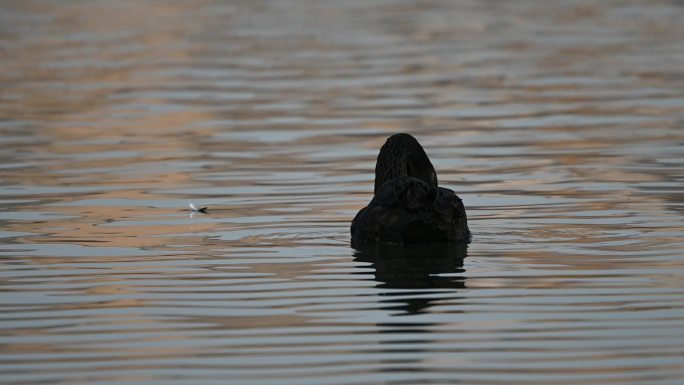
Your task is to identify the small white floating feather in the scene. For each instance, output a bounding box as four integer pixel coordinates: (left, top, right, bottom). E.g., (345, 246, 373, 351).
(188, 201, 207, 213)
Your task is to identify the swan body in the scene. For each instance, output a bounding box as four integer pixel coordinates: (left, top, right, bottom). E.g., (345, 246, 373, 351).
(351, 133, 470, 247)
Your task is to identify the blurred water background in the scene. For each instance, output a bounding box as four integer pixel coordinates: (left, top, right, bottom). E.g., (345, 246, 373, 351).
(1, 1, 684, 384)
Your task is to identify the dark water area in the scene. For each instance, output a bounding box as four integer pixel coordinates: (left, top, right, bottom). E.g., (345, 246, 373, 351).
(1, 1, 684, 384)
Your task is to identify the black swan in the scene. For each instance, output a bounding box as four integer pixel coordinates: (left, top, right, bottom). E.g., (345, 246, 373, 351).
(351, 133, 470, 247)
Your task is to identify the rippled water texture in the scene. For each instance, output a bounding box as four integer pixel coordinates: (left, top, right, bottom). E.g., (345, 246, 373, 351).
(2, 1, 684, 384)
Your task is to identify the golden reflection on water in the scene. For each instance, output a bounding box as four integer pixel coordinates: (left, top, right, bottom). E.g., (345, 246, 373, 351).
(1, 1, 684, 384)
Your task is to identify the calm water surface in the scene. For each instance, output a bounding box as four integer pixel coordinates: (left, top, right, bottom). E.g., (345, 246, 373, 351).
(1, 1, 684, 384)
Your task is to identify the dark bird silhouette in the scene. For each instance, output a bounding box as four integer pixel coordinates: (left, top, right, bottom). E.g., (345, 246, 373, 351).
(351, 133, 470, 247)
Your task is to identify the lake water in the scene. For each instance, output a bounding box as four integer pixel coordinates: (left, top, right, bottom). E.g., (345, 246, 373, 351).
(1, 1, 684, 384)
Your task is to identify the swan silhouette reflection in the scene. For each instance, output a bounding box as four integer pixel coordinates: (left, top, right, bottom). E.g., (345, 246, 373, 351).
(353, 243, 468, 315)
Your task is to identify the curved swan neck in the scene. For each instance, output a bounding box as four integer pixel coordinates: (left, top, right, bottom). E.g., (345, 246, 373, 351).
(373, 133, 438, 194)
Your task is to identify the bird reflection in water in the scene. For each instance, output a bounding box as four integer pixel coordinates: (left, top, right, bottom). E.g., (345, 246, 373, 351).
(353, 243, 467, 316)
(353, 243, 468, 375)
